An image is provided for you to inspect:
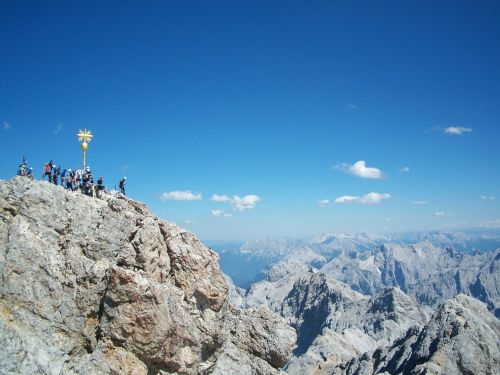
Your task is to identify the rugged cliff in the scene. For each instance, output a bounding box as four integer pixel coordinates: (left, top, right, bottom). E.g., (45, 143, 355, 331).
(0, 177, 296, 374)
(337, 294, 500, 375)
(242, 256, 499, 375)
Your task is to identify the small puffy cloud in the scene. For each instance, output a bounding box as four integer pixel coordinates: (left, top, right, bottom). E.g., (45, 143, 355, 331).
(413, 200, 429, 205)
(317, 199, 331, 206)
(435, 211, 450, 216)
(335, 195, 360, 203)
(232, 195, 261, 211)
(3, 121, 12, 130)
(212, 193, 262, 211)
(211, 209, 232, 217)
(399, 166, 410, 173)
(211, 209, 224, 217)
(444, 126, 472, 135)
(159, 190, 202, 201)
(359, 192, 391, 205)
(480, 195, 496, 201)
(54, 123, 62, 135)
(335, 192, 391, 205)
(335, 160, 385, 179)
(211, 194, 231, 202)
(184, 220, 196, 224)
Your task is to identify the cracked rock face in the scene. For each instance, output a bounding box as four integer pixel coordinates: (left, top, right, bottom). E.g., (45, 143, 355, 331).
(245, 266, 432, 375)
(243, 256, 497, 375)
(339, 294, 500, 375)
(0, 177, 296, 374)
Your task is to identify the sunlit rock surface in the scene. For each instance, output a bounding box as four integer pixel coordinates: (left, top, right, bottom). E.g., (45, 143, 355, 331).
(0, 177, 295, 374)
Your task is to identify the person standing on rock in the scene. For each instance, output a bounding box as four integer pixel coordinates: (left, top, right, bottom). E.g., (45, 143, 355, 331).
(52, 167, 56, 185)
(43, 163, 51, 182)
(17, 155, 27, 176)
(26, 167, 34, 179)
(60, 168, 66, 186)
(119, 177, 126, 195)
(65, 172, 73, 190)
(95, 176, 106, 198)
(53, 165, 60, 185)
(81, 170, 89, 192)
(74, 169, 82, 191)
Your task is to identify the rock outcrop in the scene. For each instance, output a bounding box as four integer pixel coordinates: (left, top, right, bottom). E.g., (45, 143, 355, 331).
(0, 177, 296, 374)
(338, 294, 500, 375)
(283, 277, 431, 374)
(242, 260, 432, 375)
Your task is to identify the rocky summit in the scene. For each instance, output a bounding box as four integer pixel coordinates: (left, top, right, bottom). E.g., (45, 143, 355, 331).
(0, 177, 296, 374)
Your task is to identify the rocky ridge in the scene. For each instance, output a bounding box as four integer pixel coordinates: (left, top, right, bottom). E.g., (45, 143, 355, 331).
(241, 259, 431, 374)
(240, 252, 499, 374)
(0, 177, 296, 374)
(337, 294, 500, 375)
(321, 242, 500, 316)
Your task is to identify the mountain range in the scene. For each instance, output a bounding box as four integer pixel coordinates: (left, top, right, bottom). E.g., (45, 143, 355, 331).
(1, 177, 498, 374)
(222, 232, 500, 374)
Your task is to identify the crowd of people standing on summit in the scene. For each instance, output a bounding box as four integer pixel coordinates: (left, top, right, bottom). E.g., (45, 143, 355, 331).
(16, 156, 127, 198)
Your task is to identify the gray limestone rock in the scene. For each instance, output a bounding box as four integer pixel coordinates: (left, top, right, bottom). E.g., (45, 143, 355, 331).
(322, 242, 500, 316)
(0, 177, 295, 374)
(243, 260, 430, 375)
(339, 294, 500, 375)
(235, 237, 500, 374)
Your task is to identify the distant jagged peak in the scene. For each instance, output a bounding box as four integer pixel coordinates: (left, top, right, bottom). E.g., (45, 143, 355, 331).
(265, 258, 316, 282)
(343, 294, 500, 375)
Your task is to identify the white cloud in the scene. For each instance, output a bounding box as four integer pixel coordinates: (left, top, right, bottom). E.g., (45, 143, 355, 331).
(335, 195, 360, 203)
(335, 160, 385, 179)
(212, 193, 262, 211)
(211, 209, 224, 217)
(435, 211, 450, 216)
(412, 200, 429, 205)
(159, 190, 202, 201)
(358, 192, 391, 205)
(444, 126, 472, 135)
(54, 123, 62, 135)
(184, 220, 196, 224)
(334, 192, 391, 205)
(211, 194, 231, 202)
(3, 121, 12, 130)
(399, 166, 410, 173)
(211, 209, 232, 217)
(479, 219, 500, 229)
(231, 195, 261, 211)
(480, 195, 496, 201)
(317, 199, 331, 206)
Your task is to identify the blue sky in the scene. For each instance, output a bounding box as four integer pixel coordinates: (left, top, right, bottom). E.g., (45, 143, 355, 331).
(1, 1, 499, 240)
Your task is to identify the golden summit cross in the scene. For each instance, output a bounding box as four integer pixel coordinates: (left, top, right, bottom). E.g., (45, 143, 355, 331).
(77, 128, 93, 143)
(77, 128, 93, 170)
